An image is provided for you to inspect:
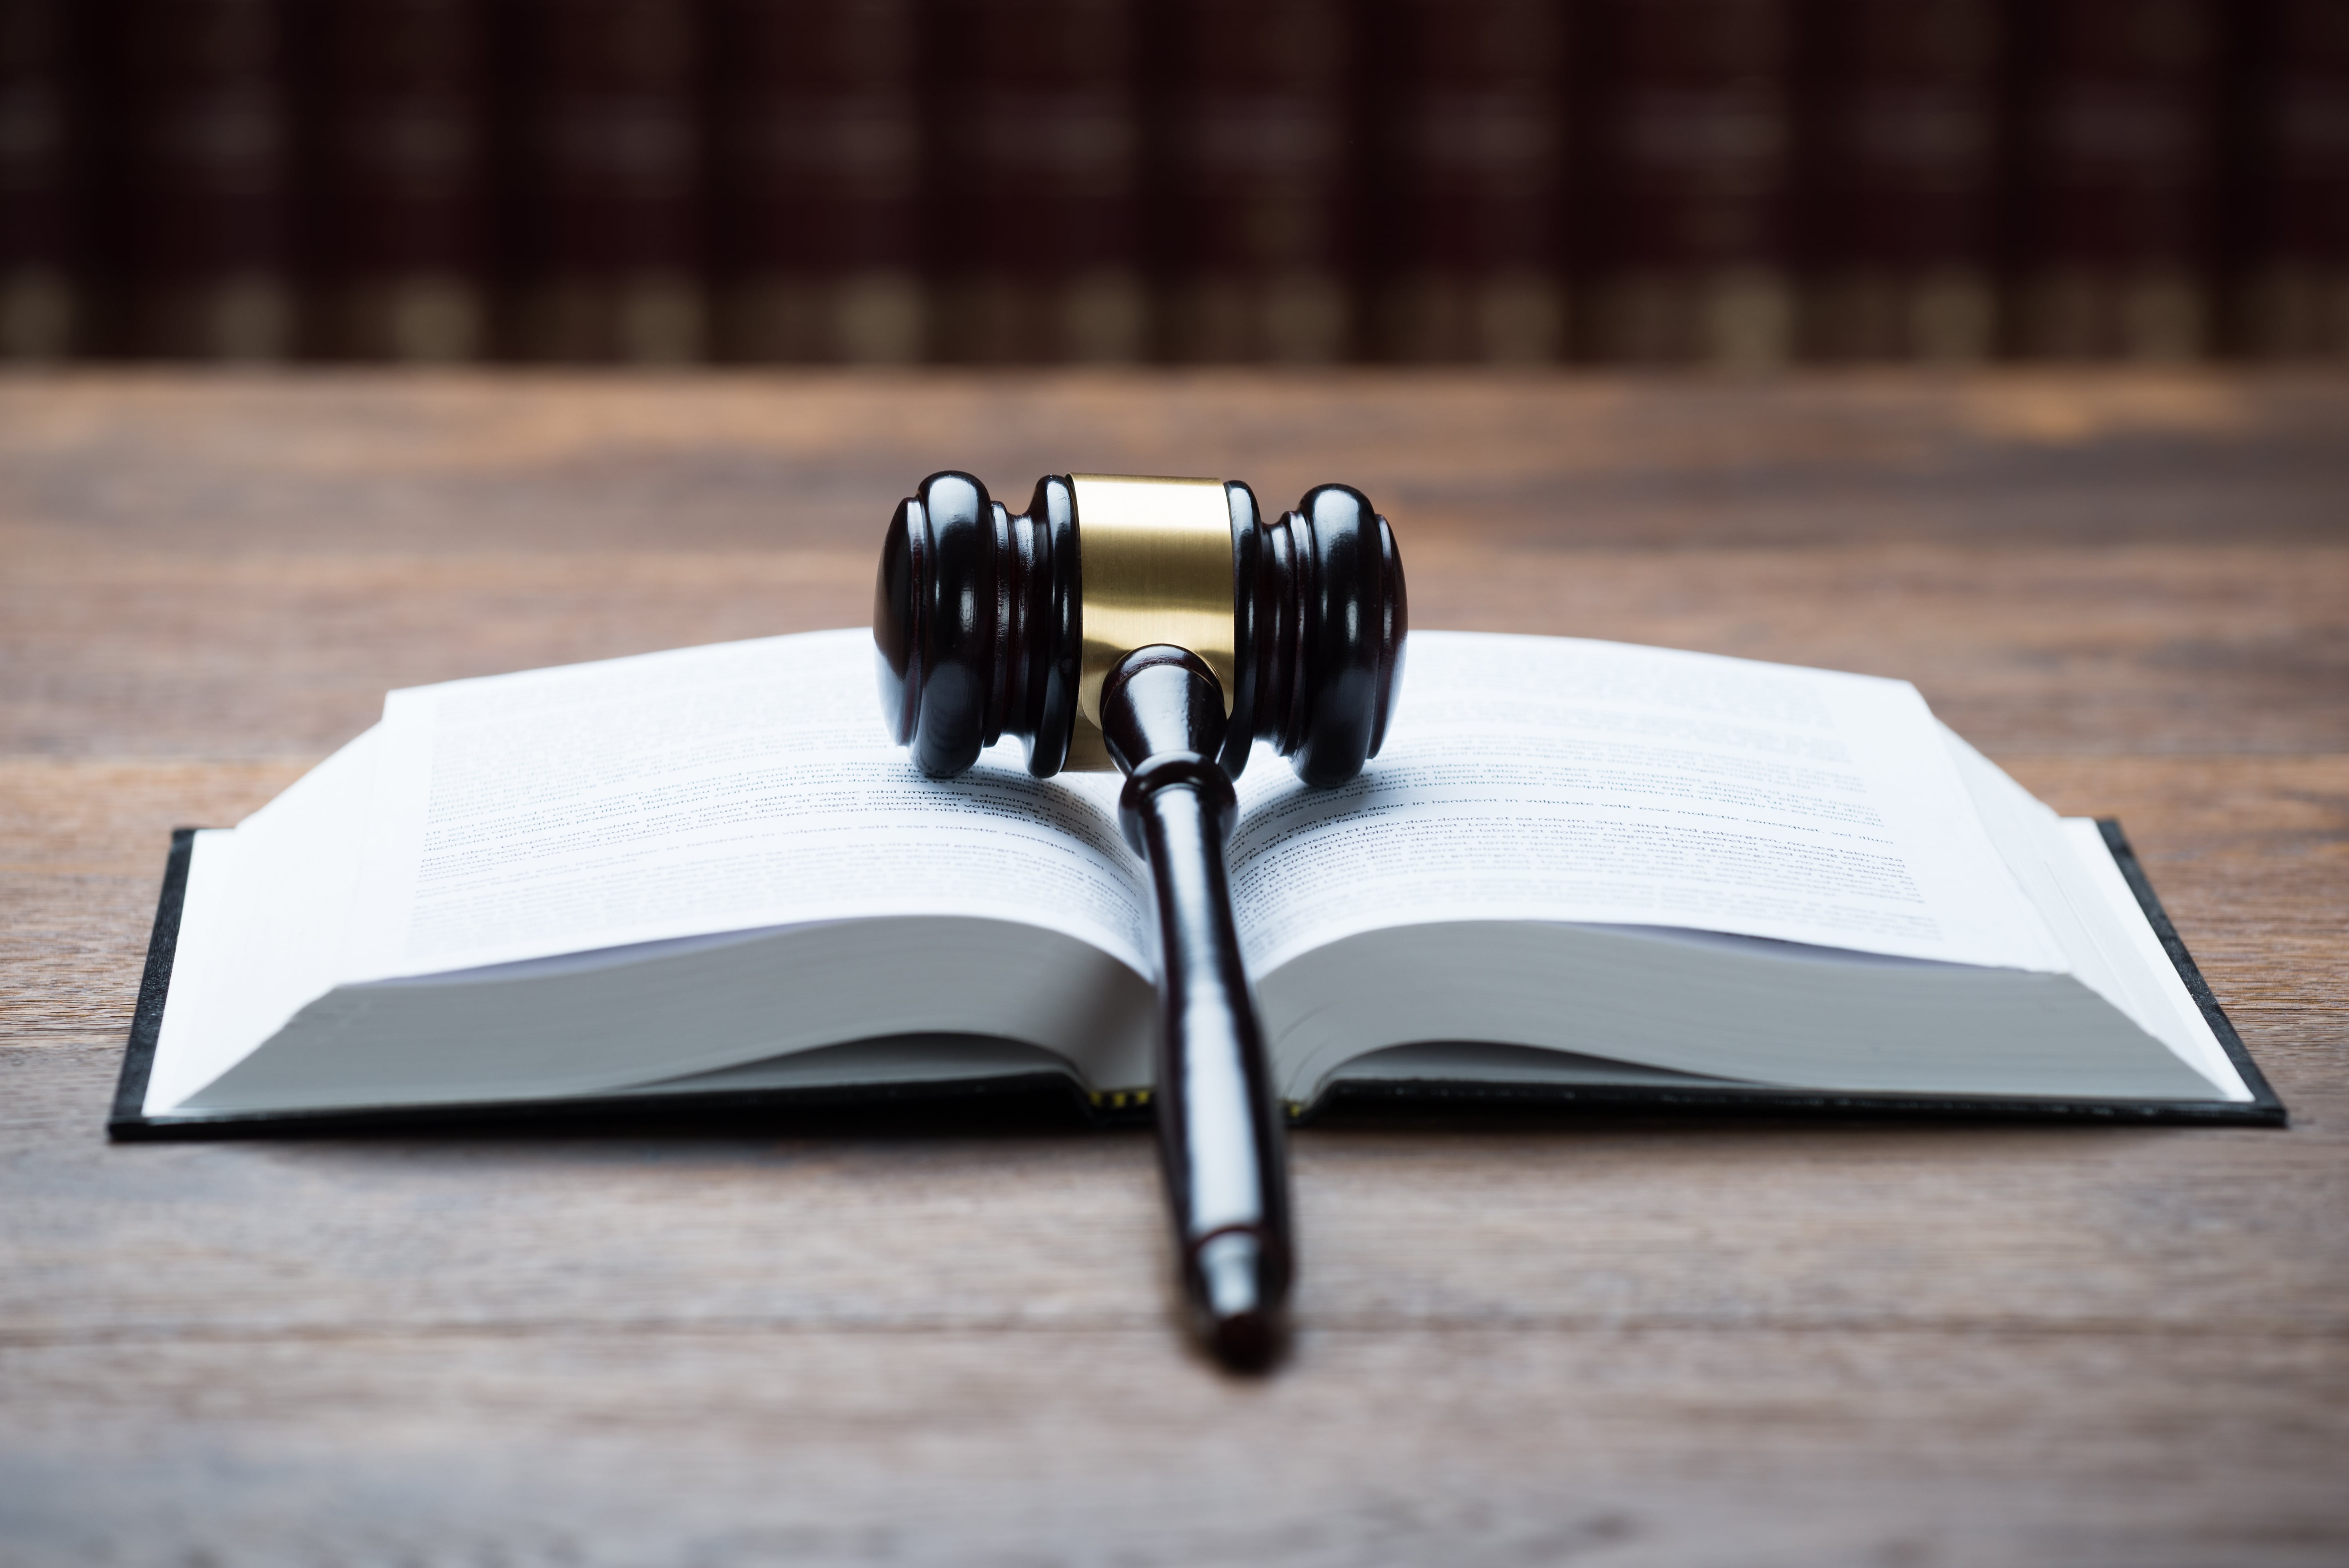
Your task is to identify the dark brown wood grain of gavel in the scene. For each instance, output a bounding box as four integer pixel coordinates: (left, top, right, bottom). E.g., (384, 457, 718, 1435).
(873, 471, 1407, 1370)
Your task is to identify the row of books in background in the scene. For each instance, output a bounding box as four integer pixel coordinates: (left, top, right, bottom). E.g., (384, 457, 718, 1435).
(3, 0, 2345, 366)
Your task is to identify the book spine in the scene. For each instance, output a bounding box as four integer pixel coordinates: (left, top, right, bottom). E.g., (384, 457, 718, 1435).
(1795, 0, 2003, 361)
(2224, 0, 2349, 358)
(1151, 0, 1361, 363)
(0, 0, 86, 359)
(1366, 0, 1568, 362)
(928, 0, 1145, 362)
(709, 0, 925, 362)
(1576, 0, 1798, 364)
(301, 0, 490, 361)
(2005, 0, 2221, 359)
(98, 0, 298, 359)
(496, 0, 706, 362)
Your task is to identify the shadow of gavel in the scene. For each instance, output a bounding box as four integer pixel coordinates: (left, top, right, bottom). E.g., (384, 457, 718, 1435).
(873, 472, 1406, 1369)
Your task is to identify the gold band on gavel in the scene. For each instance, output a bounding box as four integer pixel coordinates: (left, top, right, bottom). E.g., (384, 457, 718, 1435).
(1071, 474, 1236, 730)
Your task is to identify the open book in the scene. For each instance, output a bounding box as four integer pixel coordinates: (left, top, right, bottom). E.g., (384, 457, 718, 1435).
(112, 629, 2281, 1137)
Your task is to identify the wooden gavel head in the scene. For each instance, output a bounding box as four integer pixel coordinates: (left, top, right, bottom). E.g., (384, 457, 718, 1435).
(874, 472, 1407, 787)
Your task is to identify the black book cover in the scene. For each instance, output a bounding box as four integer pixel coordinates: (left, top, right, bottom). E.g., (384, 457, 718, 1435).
(108, 819, 2286, 1140)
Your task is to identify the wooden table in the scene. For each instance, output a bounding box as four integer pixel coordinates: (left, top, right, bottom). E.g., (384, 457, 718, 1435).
(4, 372, 2345, 1565)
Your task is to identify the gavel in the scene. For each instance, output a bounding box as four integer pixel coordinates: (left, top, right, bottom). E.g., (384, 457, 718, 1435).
(873, 471, 1407, 1368)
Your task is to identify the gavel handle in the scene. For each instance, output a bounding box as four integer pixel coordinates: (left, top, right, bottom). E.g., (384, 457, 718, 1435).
(1099, 645, 1292, 1370)
(1130, 768, 1293, 1370)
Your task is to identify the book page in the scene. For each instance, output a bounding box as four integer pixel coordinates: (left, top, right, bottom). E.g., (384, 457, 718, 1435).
(1937, 726, 2245, 1098)
(1230, 632, 2065, 975)
(338, 630, 1150, 982)
(145, 727, 382, 1114)
(2055, 816, 2250, 1099)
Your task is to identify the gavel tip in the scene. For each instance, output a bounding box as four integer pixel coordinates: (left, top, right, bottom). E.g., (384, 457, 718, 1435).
(1194, 1231, 1287, 1373)
(1206, 1305, 1280, 1372)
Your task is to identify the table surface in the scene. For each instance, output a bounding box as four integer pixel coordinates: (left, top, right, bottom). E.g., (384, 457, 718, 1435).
(3, 371, 2345, 1567)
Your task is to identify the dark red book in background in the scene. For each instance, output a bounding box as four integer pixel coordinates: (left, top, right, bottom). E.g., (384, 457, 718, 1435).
(1366, 0, 1568, 362)
(1797, 0, 2003, 361)
(929, 0, 1144, 361)
(0, 0, 84, 359)
(300, 0, 489, 361)
(709, 0, 924, 362)
(1151, 0, 1359, 362)
(97, 0, 299, 359)
(2006, 0, 2219, 360)
(11, 2, 2322, 366)
(1576, 0, 1797, 364)
(497, 0, 705, 362)
(2226, 0, 2349, 359)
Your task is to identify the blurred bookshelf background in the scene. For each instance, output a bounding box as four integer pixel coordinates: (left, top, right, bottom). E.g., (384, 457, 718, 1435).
(1, 0, 2343, 367)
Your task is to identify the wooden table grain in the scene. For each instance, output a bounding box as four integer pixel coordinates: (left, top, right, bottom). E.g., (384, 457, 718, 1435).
(2, 371, 2345, 1567)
